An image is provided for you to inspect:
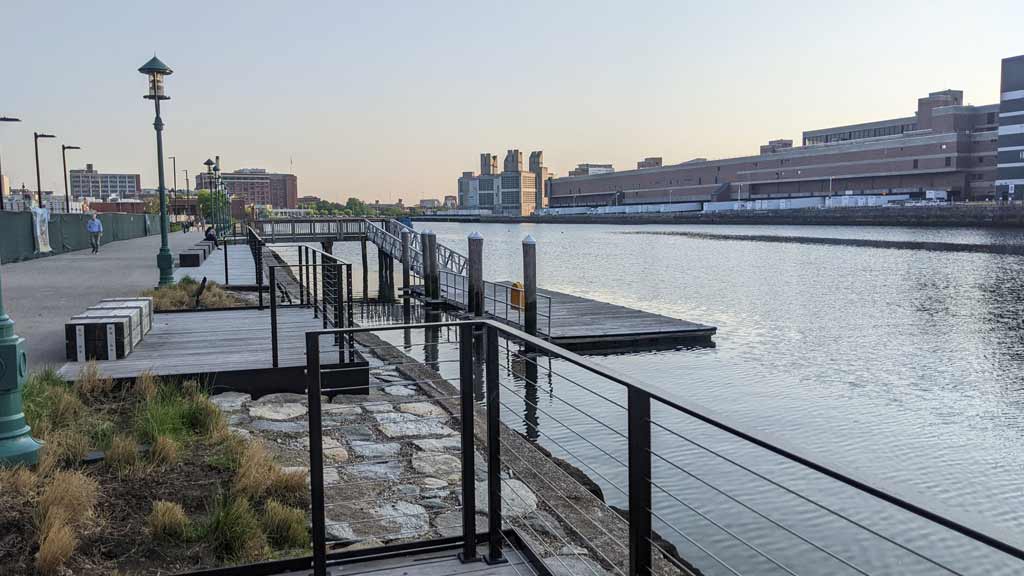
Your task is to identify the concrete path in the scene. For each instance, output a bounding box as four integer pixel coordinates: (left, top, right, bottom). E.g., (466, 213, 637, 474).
(1, 230, 206, 370)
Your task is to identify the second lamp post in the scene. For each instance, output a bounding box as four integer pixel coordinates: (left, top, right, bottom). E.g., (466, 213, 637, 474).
(138, 55, 174, 287)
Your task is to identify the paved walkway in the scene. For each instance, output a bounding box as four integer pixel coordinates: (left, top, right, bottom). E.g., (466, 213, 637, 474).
(1, 230, 205, 370)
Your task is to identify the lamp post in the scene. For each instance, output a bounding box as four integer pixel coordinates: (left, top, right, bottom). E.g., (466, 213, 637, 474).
(214, 160, 224, 233)
(183, 169, 190, 219)
(0, 116, 20, 212)
(204, 158, 214, 226)
(0, 122, 40, 462)
(33, 132, 56, 208)
(139, 55, 174, 287)
(61, 145, 81, 213)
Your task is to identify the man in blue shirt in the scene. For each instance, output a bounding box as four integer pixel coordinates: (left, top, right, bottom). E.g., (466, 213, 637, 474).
(86, 213, 103, 254)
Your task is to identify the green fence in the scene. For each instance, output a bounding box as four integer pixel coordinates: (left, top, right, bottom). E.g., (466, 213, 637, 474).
(0, 212, 160, 263)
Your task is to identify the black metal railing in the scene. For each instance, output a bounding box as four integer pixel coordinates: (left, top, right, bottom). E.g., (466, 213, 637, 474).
(251, 218, 374, 242)
(303, 319, 1024, 576)
(379, 218, 468, 275)
(266, 245, 354, 367)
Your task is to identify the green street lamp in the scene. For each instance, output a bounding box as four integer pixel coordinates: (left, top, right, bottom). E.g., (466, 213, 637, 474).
(62, 145, 81, 213)
(139, 55, 174, 287)
(204, 158, 214, 224)
(0, 225, 41, 466)
(0, 116, 20, 212)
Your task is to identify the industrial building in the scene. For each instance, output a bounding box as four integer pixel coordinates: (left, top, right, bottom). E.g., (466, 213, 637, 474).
(549, 55, 1024, 208)
(457, 149, 549, 216)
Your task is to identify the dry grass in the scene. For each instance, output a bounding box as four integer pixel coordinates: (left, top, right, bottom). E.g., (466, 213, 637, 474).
(266, 468, 309, 507)
(261, 500, 308, 549)
(150, 435, 180, 466)
(36, 519, 77, 575)
(232, 441, 275, 500)
(0, 467, 38, 500)
(74, 361, 114, 397)
(188, 395, 227, 438)
(204, 495, 268, 561)
(37, 429, 91, 477)
(106, 434, 139, 473)
(142, 278, 248, 311)
(148, 501, 189, 542)
(132, 371, 159, 402)
(37, 470, 99, 530)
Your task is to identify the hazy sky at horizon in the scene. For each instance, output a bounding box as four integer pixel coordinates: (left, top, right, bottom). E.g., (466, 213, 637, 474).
(1, 0, 1021, 203)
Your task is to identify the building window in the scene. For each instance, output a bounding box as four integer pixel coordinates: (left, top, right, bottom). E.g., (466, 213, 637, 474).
(945, 157, 951, 167)
(913, 159, 919, 169)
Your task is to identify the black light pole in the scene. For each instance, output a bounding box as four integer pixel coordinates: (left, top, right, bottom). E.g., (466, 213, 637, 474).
(138, 55, 174, 287)
(169, 155, 177, 213)
(183, 169, 190, 218)
(0, 117, 20, 211)
(33, 132, 55, 208)
(204, 159, 214, 227)
(61, 145, 80, 213)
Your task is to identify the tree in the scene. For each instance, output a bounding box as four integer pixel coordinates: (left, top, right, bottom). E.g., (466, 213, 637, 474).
(143, 196, 161, 214)
(196, 189, 230, 222)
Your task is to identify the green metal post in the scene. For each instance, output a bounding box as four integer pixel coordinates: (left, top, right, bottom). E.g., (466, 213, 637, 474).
(0, 261, 42, 466)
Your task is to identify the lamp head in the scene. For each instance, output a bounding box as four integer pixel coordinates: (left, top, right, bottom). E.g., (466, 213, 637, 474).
(138, 55, 172, 100)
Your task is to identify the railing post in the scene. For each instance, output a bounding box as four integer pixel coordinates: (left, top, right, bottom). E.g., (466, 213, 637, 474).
(298, 245, 305, 306)
(312, 252, 319, 319)
(628, 387, 653, 576)
(346, 263, 354, 362)
(401, 230, 412, 319)
(484, 323, 505, 565)
(334, 265, 342, 351)
(270, 267, 279, 368)
(423, 230, 439, 303)
(360, 237, 369, 304)
(459, 323, 478, 563)
(469, 232, 483, 317)
(306, 333, 327, 576)
(256, 243, 264, 310)
(223, 230, 229, 286)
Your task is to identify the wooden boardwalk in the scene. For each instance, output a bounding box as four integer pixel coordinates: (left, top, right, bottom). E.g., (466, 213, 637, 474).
(173, 243, 257, 286)
(57, 307, 330, 381)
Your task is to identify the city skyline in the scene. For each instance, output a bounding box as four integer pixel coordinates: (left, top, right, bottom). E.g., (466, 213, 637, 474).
(1, 0, 1022, 203)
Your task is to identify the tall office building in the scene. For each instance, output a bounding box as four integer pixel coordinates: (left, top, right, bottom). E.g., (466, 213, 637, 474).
(997, 55, 1024, 199)
(69, 164, 142, 199)
(480, 153, 498, 176)
(196, 168, 298, 208)
(457, 149, 540, 215)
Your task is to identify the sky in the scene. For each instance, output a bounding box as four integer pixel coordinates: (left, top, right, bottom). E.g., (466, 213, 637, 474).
(1, 0, 1022, 204)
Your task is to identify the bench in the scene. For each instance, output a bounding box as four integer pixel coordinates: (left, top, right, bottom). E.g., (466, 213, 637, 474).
(179, 249, 206, 267)
(64, 297, 154, 361)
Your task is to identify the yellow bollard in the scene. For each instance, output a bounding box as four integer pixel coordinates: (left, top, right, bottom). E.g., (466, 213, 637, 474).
(510, 281, 524, 309)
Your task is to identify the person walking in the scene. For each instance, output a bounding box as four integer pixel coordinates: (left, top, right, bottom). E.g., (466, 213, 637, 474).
(86, 213, 103, 254)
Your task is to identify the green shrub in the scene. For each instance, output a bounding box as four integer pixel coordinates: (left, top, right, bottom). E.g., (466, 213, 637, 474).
(261, 500, 308, 549)
(204, 495, 268, 560)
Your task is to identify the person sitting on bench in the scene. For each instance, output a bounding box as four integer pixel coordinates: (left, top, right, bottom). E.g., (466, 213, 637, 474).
(204, 226, 219, 249)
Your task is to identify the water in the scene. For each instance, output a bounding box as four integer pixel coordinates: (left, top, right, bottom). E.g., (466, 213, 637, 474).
(300, 223, 1024, 574)
(410, 222, 1024, 575)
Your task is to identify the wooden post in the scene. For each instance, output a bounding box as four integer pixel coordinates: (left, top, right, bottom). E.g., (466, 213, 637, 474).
(401, 230, 411, 319)
(468, 232, 483, 316)
(360, 237, 368, 303)
(522, 235, 537, 337)
(422, 230, 439, 303)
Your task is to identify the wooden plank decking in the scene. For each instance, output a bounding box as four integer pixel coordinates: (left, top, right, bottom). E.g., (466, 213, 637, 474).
(57, 307, 328, 380)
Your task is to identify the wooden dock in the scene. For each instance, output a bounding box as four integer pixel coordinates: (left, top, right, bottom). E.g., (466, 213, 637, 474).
(487, 282, 715, 350)
(57, 307, 329, 381)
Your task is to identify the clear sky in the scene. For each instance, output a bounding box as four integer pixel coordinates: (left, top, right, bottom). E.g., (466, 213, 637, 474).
(1, 0, 1021, 203)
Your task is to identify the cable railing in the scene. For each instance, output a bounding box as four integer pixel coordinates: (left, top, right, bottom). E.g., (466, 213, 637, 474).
(250, 218, 374, 242)
(382, 218, 468, 274)
(302, 319, 1024, 576)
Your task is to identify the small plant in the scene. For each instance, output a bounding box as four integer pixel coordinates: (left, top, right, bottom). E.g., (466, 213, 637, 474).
(106, 434, 138, 473)
(0, 466, 38, 500)
(36, 518, 77, 575)
(142, 280, 247, 311)
(207, 431, 248, 471)
(37, 470, 99, 529)
(267, 468, 309, 507)
(147, 501, 189, 542)
(74, 361, 114, 397)
(150, 435, 180, 466)
(204, 495, 268, 561)
(261, 500, 308, 549)
(132, 371, 159, 402)
(232, 442, 274, 500)
(186, 395, 226, 437)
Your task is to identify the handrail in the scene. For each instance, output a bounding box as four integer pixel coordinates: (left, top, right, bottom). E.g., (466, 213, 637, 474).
(305, 318, 1024, 569)
(379, 218, 468, 275)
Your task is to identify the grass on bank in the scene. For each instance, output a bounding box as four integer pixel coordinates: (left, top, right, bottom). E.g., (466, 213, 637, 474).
(1, 366, 311, 575)
(141, 276, 249, 311)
